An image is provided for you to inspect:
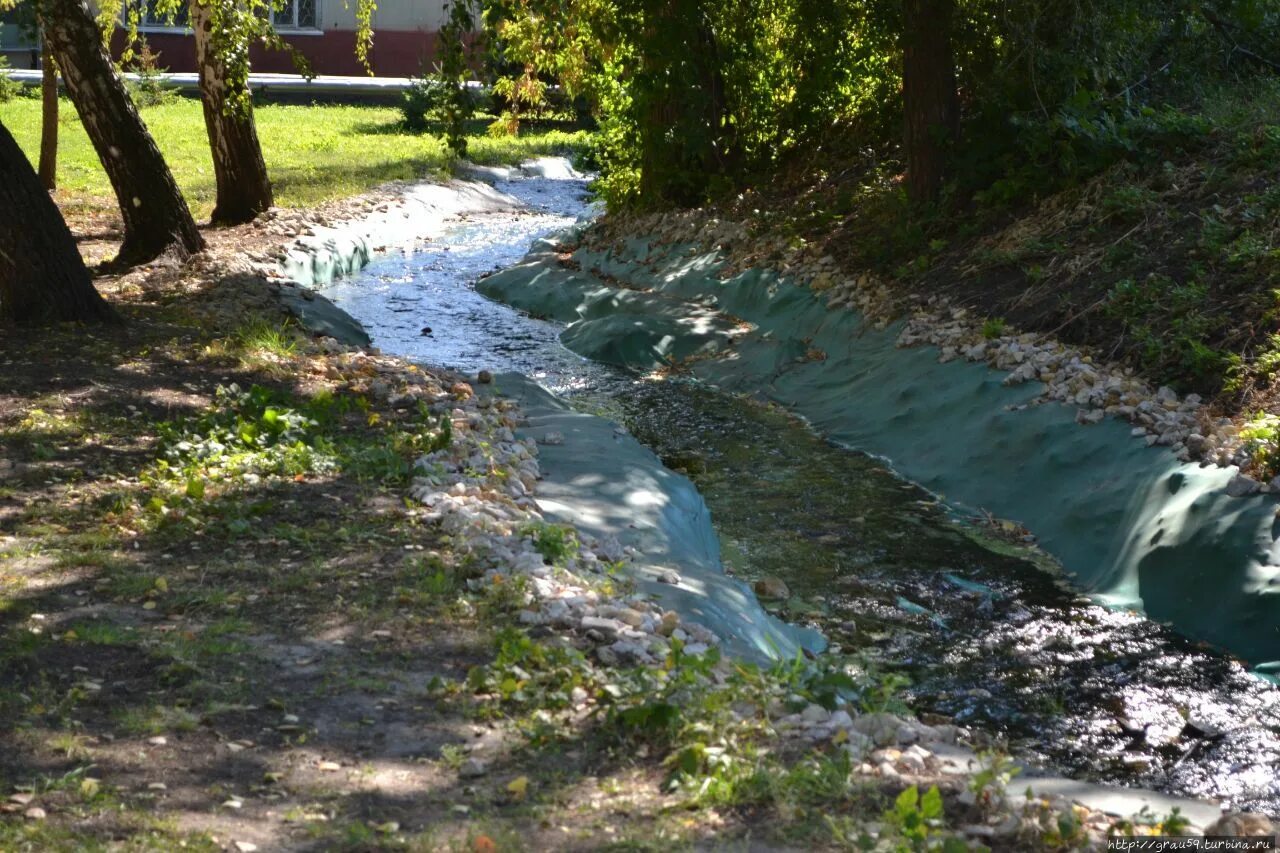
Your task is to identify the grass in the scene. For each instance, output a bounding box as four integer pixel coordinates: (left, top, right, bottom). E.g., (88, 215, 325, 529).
(0, 96, 591, 220)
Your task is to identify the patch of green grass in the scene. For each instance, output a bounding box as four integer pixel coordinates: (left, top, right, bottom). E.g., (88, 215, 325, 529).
(114, 704, 201, 736)
(0, 98, 593, 220)
(234, 316, 301, 358)
(67, 621, 138, 646)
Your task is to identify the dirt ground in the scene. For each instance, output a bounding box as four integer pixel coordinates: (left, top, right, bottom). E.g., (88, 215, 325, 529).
(0, 213, 761, 852)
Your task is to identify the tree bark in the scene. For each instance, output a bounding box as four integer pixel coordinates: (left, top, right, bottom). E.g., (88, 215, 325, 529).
(38, 37, 57, 191)
(902, 0, 959, 204)
(40, 0, 204, 267)
(0, 119, 117, 324)
(190, 0, 273, 225)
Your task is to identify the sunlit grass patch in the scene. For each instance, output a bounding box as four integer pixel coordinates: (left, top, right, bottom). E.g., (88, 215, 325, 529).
(0, 98, 593, 220)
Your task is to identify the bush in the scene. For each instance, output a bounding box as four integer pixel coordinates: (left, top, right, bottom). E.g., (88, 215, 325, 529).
(400, 74, 453, 132)
(0, 55, 21, 104)
(125, 42, 177, 109)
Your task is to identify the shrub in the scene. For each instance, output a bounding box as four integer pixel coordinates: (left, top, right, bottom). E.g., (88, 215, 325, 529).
(0, 54, 21, 104)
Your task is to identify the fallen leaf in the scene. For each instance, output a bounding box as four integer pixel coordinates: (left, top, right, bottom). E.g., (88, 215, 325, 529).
(506, 775, 529, 801)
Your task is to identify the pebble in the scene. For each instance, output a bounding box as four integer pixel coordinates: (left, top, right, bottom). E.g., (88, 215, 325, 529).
(852, 712, 904, 747)
(753, 577, 790, 599)
(459, 757, 489, 778)
(1226, 473, 1261, 498)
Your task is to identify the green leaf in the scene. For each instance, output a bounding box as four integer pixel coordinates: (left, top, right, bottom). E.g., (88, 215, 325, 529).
(921, 785, 943, 820)
(895, 785, 920, 817)
(185, 478, 206, 500)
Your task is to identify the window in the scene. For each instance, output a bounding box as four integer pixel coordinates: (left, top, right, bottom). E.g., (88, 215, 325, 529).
(1, 10, 39, 49)
(270, 0, 318, 31)
(135, 1, 188, 30)
(132, 1, 317, 33)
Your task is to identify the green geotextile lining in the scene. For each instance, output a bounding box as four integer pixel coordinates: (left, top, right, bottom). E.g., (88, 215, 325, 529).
(277, 284, 371, 347)
(280, 234, 372, 290)
(477, 237, 1280, 667)
(494, 372, 825, 663)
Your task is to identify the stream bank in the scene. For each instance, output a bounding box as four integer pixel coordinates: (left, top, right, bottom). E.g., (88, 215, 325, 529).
(288, 160, 1280, 817)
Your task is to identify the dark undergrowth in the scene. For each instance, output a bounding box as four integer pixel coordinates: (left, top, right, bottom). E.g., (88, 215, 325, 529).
(721, 77, 1280, 416)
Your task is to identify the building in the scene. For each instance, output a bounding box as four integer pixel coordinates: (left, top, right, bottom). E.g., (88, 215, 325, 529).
(2, 2, 449, 78)
(1, 11, 38, 69)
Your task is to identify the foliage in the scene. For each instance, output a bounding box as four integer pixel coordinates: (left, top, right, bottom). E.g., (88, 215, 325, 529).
(879, 785, 969, 852)
(1240, 412, 1280, 477)
(141, 380, 451, 527)
(0, 53, 20, 103)
(124, 40, 177, 108)
(519, 520, 579, 565)
(980, 318, 1007, 340)
(432, 0, 480, 156)
(1104, 274, 1230, 384)
(474, 0, 1280, 211)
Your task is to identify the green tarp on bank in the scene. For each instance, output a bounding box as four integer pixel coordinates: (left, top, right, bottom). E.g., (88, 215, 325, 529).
(477, 236, 1280, 668)
(494, 373, 825, 663)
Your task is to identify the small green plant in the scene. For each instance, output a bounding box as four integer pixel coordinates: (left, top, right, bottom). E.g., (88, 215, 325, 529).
(467, 627, 598, 714)
(437, 742, 467, 771)
(1100, 183, 1159, 223)
(1241, 413, 1280, 477)
(233, 317, 300, 357)
(981, 318, 1008, 340)
(126, 41, 177, 108)
(879, 785, 964, 851)
(519, 521, 579, 565)
(1108, 805, 1190, 838)
(969, 748, 1021, 813)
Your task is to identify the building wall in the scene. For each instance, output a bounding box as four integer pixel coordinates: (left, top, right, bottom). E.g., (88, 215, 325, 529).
(126, 29, 441, 78)
(129, 0, 449, 77)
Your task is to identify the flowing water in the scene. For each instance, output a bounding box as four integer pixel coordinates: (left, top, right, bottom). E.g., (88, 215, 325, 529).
(324, 164, 1280, 815)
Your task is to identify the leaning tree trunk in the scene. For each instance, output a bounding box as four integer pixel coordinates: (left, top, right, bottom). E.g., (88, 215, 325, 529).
(190, 0, 273, 225)
(38, 37, 57, 190)
(0, 119, 117, 324)
(902, 0, 959, 204)
(40, 0, 204, 266)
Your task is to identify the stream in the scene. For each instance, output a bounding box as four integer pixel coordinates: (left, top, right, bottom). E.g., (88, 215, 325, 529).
(322, 162, 1280, 815)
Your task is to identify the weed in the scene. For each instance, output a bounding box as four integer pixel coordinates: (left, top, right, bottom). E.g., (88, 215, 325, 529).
(981, 318, 1008, 340)
(519, 522, 580, 565)
(233, 317, 300, 358)
(1240, 413, 1280, 477)
(969, 748, 1021, 814)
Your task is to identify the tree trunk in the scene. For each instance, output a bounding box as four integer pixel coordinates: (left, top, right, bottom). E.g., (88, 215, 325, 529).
(38, 37, 57, 191)
(190, 0, 273, 225)
(40, 0, 204, 267)
(902, 0, 959, 204)
(0, 119, 117, 324)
